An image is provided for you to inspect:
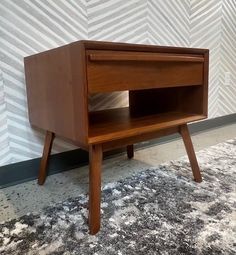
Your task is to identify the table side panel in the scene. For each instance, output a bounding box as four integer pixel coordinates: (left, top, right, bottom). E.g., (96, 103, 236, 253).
(24, 43, 89, 146)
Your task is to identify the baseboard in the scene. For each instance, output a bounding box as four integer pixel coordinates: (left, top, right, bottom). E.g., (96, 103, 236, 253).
(1, 114, 235, 188)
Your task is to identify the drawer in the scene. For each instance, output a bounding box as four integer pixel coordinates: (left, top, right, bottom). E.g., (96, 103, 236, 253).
(86, 50, 204, 93)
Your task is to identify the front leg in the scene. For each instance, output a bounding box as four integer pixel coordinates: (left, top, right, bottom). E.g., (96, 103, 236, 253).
(127, 144, 134, 159)
(89, 144, 103, 234)
(179, 124, 202, 183)
(38, 131, 55, 185)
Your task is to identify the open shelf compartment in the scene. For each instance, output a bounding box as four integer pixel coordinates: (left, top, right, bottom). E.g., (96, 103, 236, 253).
(88, 86, 206, 144)
(88, 107, 205, 144)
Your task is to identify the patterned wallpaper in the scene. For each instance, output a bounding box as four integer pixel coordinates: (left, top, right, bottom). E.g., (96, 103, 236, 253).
(0, 0, 235, 166)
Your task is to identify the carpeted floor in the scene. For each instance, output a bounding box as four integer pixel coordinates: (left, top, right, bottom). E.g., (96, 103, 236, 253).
(0, 139, 236, 255)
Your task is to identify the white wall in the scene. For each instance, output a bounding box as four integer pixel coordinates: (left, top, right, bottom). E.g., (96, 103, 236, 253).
(0, 0, 235, 166)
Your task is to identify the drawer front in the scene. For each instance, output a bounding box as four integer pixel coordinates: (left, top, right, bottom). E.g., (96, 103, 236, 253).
(86, 50, 204, 93)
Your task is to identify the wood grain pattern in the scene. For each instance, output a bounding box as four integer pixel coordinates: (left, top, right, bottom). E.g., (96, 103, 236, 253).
(102, 127, 179, 152)
(69, 42, 89, 146)
(24, 41, 89, 147)
(89, 107, 206, 144)
(87, 52, 203, 93)
(24, 46, 75, 140)
(82, 40, 208, 55)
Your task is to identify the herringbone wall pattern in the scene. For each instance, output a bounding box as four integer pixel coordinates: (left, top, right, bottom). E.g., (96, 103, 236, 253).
(0, 0, 235, 166)
(190, 0, 223, 118)
(0, 69, 11, 165)
(0, 0, 87, 165)
(218, 0, 236, 115)
(147, 0, 190, 47)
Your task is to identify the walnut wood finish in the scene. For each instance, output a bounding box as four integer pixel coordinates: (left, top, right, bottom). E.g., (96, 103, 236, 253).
(89, 144, 102, 234)
(179, 124, 202, 182)
(24, 42, 88, 148)
(83, 40, 208, 54)
(38, 131, 55, 185)
(88, 51, 204, 62)
(102, 126, 179, 152)
(24, 40, 209, 234)
(203, 51, 209, 116)
(129, 86, 205, 116)
(88, 107, 205, 144)
(87, 50, 203, 93)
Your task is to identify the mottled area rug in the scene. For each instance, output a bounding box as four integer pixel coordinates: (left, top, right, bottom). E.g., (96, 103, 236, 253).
(1, 139, 236, 255)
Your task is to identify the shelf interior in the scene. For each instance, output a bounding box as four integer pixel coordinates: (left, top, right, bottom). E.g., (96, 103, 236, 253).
(88, 107, 205, 144)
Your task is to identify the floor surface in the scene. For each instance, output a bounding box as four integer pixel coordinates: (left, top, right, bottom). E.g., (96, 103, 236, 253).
(0, 123, 236, 223)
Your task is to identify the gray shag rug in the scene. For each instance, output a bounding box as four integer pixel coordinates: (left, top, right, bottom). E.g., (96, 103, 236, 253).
(0, 139, 236, 255)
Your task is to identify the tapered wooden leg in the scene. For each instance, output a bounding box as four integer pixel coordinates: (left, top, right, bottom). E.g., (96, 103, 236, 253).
(38, 131, 55, 185)
(127, 144, 134, 159)
(179, 124, 202, 183)
(89, 144, 103, 235)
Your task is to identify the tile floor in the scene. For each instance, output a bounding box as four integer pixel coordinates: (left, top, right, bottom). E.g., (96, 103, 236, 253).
(0, 123, 236, 223)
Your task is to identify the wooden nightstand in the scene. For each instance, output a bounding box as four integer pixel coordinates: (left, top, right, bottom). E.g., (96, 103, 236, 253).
(24, 40, 209, 234)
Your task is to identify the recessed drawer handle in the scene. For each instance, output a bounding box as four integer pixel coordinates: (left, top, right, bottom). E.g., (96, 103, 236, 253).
(89, 53, 204, 62)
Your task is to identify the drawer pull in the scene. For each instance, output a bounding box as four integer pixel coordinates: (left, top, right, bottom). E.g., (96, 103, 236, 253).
(89, 52, 204, 62)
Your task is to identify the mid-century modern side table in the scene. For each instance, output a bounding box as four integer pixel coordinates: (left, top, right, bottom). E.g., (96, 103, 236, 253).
(24, 40, 209, 234)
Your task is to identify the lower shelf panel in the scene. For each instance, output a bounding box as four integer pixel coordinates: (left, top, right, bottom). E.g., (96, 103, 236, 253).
(88, 107, 206, 144)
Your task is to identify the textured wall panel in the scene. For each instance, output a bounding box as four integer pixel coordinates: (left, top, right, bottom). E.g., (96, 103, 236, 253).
(147, 0, 190, 47)
(0, 69, 11, 165)
(218, 0, 236, 116)
(0, 0, 87, 165)
(190, 0, 223, 118)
